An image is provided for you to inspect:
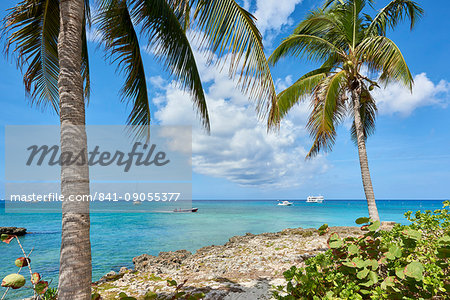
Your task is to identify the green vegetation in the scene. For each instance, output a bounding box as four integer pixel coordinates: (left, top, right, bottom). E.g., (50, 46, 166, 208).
(273, 201, 450, 299)
(97, 279, 205, 300)
(0, 234, 53, 299)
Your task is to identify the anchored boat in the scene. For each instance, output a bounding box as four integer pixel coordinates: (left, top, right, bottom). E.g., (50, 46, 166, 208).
(306, 196, 324, 203)
(277, 200, 293, 206)
(173, 208, 198, 213)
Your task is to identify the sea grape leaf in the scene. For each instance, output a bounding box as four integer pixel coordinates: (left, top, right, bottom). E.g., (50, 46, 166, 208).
(378, 256, 388, 264)
(348, 244, 359, 255)
(438, 235, 450, 245)
(318, 224, 329, 236)
(404, 261, 424, 281)
(118, 292, 136, 300)
(190, 293, 206, 300)
(355, 217, 370, 225)
(381, 276, 395, 290)
(167, 279, 177, 286)
(402, 228, 421, 240)
(368, 220, 380, 232)
(395, 267, 405, 279)
(328, 233, 343, 248)
(31, 272, 41, 285)
(357, 268, 369, 279)
(437, 246, 450, 258)
(367, 259, 378, 270)
(351, 257, 365, 269)
(1, 234, 15, 244)
(360, 271, 379, 287)
(1, 274, 26, 289)
(342, 261, 357, 268)
(318, 224, 328, 231)
(35, 281, 48, 294)
(329, 239, 343, 248)
(91, 293, 102, 300)
(388, 244, 402, 258)
(15, 257, 30, 267)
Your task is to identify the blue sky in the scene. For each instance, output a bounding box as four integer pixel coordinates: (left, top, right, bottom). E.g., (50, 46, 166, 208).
(1, 0, 449, 200)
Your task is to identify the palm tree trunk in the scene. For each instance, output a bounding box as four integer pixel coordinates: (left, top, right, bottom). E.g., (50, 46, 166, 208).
(58, 0, 92, 299)
(352, 82, 380, 221)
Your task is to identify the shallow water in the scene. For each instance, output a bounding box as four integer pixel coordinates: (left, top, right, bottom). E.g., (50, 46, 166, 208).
(0, 199, 445, 299)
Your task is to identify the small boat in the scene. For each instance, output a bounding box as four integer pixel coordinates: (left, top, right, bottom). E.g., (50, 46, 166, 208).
(277, 200, 293, 206)
(173, 208, 198, 213)
(306, 196, 324, 203)
(133, 201, 142, 205)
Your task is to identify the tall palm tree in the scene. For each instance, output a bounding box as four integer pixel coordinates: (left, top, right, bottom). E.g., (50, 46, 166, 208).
(3, 0, 276, 298)
(268, 0, 423, 221)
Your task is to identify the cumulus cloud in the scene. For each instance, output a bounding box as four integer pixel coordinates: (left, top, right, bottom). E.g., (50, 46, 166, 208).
(252, 0, 304, 44)
(86, 28, 100, 42)
(150, 50, 328, 188)
(373, 73, 450, 116)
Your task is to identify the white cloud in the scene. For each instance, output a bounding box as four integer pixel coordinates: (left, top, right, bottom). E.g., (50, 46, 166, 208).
(86, 28, 100, 43)
(373, 73, 450, 116)
(252, 0, 304, 44)
(149, 50, 328, 188)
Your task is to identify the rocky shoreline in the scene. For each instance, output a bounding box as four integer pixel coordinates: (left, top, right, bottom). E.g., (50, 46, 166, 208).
(93, 226, 371, 299)
(0, 227, 27, 236)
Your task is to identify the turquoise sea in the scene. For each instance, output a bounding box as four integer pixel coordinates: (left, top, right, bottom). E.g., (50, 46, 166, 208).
(0, 199, 446, 299)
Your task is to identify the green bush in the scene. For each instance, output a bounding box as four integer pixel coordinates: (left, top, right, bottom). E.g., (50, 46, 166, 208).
(1, 234, 52, 299)
(273, 201, 450, 299)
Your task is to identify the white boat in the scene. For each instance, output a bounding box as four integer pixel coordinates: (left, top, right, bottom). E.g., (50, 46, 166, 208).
(277, 200, 293, 206)
(133, 201, 142, 205)
(306, 196, 324, 203)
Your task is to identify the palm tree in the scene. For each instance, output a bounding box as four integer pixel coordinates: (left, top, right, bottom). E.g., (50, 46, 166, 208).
(268, 0, 423, 221)
(3, 0, 276, 298)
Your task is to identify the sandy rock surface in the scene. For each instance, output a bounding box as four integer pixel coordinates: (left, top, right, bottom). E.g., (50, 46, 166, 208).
(94, 226, 363, 299)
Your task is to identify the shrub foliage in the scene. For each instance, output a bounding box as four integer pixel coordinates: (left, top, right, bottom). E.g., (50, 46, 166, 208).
(273, 201, 450, 299)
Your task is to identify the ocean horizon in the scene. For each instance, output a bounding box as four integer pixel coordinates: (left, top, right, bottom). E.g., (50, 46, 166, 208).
(1, 199, 447, 299)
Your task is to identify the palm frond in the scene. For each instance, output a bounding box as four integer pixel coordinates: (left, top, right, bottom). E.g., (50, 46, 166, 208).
(3, 0, 91, 109)
(81, 14, 90, 100)
(132, 0, 210, 131)
(268, 34, 345, 66)
(323, 0, 346, 9)
(97, 0, 150, 130)
(306, 70, 347, 158)
(276, 68, 330, 119)
(193, 0, 277, 120)
(350, 83, 377, 143)
(366, 0, 424, 36)
(292, 9, 350, 51)
(169, 0, 193, 32)
(3, 0, 60, 111)
(84, 0, 91, 26)
(357, 35, 413, 89)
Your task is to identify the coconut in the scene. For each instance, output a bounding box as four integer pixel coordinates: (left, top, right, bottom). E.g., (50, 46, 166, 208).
(1, 274, 26, 289)
(343, 60, 354, 70)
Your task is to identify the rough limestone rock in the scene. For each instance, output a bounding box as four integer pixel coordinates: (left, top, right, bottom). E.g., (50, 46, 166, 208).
(133, 250, 192, 273)
(95, 227, 363, 299)
(0, 227, 27, 236)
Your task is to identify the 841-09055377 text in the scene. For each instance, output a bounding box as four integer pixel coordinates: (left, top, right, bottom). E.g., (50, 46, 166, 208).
(9, 192, 181, 202)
